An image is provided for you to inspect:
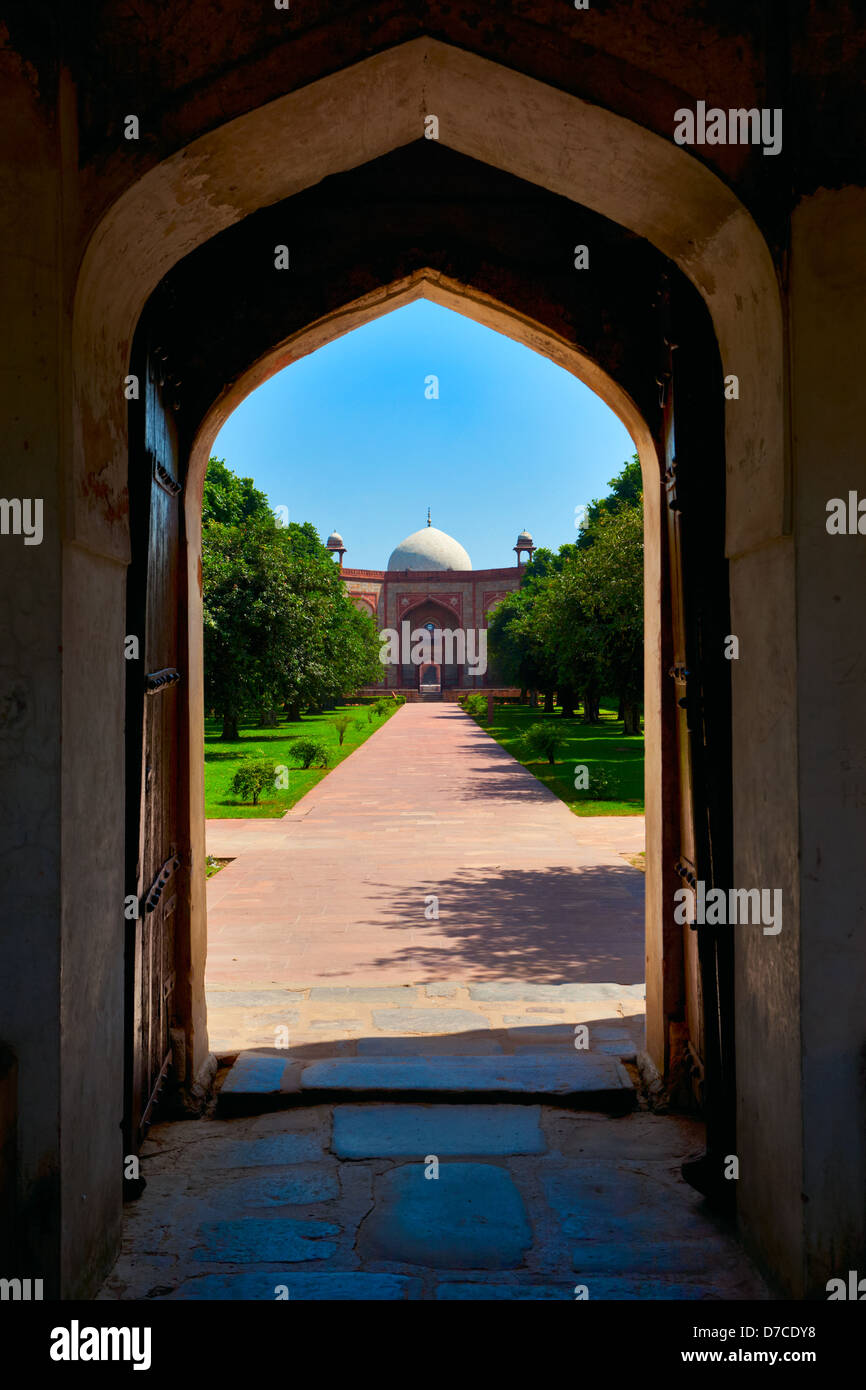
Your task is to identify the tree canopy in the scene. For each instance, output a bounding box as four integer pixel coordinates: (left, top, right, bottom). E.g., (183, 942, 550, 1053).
(201, 459, 380, 737)
(488, 456, 644, 731)
(202, 457, 276, 528)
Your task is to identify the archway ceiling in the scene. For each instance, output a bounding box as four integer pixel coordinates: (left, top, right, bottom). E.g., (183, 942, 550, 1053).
(45, 1, 857, 229)
(145, 142, 706, 445)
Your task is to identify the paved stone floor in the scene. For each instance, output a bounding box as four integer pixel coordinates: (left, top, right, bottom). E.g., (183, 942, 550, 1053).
(206, 703, 646, 1053)
(99, 1104, 768, 1301)
(101, 707, 767, 1301)
(207, 980, 648, 1059)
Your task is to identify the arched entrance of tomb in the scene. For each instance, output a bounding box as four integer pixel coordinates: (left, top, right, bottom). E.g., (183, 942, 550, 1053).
(123, 271, 732, 1191)
(399, 600, 467, 695)
(68, 39, 785, 1224)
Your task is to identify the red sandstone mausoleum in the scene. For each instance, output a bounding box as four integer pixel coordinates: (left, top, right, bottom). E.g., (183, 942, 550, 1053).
(328, 515, 535, 698)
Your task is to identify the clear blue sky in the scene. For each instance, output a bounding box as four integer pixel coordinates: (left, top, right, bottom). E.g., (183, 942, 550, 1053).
(212, 300, 636, 571)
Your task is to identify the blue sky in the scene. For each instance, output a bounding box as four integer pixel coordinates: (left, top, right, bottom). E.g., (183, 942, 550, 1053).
(212, 300, 636, 571)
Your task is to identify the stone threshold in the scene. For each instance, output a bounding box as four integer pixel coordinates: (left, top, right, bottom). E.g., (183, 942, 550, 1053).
(216, 1050, 636, 1117)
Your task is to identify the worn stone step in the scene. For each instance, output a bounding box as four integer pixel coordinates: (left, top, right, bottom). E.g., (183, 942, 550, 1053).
(217, 1050, 635, 1115)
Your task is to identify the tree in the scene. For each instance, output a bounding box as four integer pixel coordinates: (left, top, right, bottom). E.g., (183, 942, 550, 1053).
(230, 759, 280, 806)
(581, 504, 644, 735)
(488, 457, 644, 731)
(576, 454, 642, 549)
(523, 721, 565, 765)
(203, 520, 299, 739)
(203, 513, 381, 738)
(487, 591, 549, 696)
(547, 502, 644, 733)
(202, 457, 276, 528)
(323, 598, 382, 707)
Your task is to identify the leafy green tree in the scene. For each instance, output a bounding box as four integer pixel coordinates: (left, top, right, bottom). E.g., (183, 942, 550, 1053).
(202, 457, 276, 528)
(547, 503, 644, 733)
(203, 513, 381, 738)
(576, 454, 642, 549)
(230, 759, 280, 806)
(580, 503, 644, 734)
(488, 457, 643, 730)
(523, 721, 565, 764)
(487, 589, 553, 705)
(324, 600, 382, 708)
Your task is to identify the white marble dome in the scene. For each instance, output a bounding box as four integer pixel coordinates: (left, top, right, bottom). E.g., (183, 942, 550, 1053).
(387, 525, 472, 572)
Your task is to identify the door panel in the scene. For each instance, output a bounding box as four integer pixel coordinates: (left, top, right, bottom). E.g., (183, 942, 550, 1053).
(124, 347, 183, 1155)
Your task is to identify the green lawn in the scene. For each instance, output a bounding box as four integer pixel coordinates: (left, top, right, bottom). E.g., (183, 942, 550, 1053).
(204, 703, 400, 817)
(470, 699, 644, 816)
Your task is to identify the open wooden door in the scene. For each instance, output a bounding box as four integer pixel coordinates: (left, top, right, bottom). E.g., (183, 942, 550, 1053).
(659, 274, 736, 1203)
(123, 340, 186, 1167)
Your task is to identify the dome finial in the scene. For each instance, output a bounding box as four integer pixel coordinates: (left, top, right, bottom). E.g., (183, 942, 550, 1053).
(427, 506, 431, 527)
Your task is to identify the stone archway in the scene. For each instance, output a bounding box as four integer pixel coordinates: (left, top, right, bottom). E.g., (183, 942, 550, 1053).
(63, 36, 792, 1294)
(176, 269, 667, 1089)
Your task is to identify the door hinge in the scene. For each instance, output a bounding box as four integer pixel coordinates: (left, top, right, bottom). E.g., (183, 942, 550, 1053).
(142, 851, 181, 914)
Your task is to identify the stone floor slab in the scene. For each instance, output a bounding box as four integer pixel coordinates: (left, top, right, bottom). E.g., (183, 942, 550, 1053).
(197, 1134, 326, 1168)
(370, 1007, 487, 1033)
(309, 986, 417, 1003)
(356, 1036, 503, 1057)
(332, 1104, 546, 1158)
(470, 983, 641, 1004)
(219, 1053, 292, 1096)
(191, 1218, 340, 1263)
(299, 1053, 634, 1107)
(199, 1168, 339, 1208)
(358, 1163, 532, 1269)
(543, 1165, 704, 1242)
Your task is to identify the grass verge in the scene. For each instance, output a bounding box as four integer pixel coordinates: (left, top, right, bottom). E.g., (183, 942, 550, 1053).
(469, 699, 644, 816)
(204, 702, 400, 818)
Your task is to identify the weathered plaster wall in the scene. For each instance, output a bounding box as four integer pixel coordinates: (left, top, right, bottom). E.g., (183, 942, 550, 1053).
(0, 43, 64, 1291)
(71, 41, 779, 1294)
(6, 4, 862, 1300)
(730, 540, 802, 1294)
(60, 544, 125, 1296)
(791, 186, 866, 1296)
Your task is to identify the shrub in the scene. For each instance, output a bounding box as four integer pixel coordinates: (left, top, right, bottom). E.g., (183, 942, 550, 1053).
(290, 738, 330, 770)
(332, 713, 353, 746)
(463, 693, 488, 719)
(587, 768, 618, 800)
(522, 721, 565, 765)
(373, 697, 391, 717)
(230, 759, 281, 805)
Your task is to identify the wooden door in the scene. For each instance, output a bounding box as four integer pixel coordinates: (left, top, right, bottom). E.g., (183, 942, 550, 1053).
(659, 274, 736, 1190)
(124, 344, 184, 1156)
(661, 360, 703, 1060)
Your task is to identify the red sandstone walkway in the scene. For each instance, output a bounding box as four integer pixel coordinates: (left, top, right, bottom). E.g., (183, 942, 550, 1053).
(205, 703, 645, 996)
